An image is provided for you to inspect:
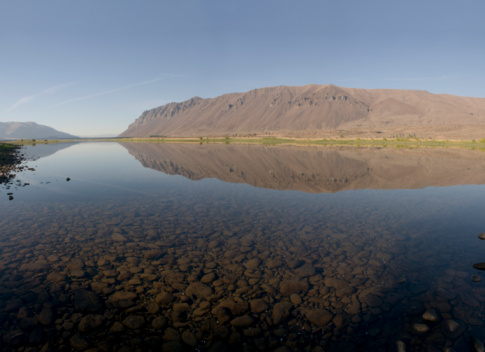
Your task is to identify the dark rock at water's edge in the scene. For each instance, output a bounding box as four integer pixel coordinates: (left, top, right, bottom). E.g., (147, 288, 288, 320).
(0, 143, 22, 186)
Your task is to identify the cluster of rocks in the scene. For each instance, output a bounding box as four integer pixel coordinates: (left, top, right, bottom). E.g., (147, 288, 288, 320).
(0, 145, 35, 200)
(1, 185, 485, 351)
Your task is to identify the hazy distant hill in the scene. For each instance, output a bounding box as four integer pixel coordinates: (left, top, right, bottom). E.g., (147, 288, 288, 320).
(119, 84, 485, 139)
(0, 122, 78, 140)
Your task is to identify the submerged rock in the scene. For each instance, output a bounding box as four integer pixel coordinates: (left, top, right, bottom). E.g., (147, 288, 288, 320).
(472, 275, 482, 282)
(74, 289, 103, 312)
(109, 291, 137, 308)
(413, 323, 429, 334)
(185, 282, 213, 301)
(272, 302, 293, 325)
(280, 280, 309, 295)
(473, 263, 485, 270)
(231, 315, 254, 328)
(422, 309, 439, 322)
(78, 314, 105, 332)
(305, 309, 333, 327)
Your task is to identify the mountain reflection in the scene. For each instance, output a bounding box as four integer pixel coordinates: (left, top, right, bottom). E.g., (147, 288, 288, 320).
(120, 143, 485, 193)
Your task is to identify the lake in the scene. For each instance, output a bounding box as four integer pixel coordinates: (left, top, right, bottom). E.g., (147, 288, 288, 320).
(1, 142, 485, 352)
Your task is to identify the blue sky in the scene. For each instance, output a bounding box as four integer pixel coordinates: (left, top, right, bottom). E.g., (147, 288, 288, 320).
(1, 0, 484, 136)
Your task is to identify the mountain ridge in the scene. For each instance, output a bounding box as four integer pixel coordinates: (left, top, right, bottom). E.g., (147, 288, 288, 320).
(119, 84, 485, 139)
(0, 121, 78, 140)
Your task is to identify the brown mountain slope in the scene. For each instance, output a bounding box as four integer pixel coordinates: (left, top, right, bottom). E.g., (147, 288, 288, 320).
(119, 84, 485, 139)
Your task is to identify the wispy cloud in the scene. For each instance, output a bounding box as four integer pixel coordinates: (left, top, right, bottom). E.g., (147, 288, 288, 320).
(53, 75, 182, 107)
(379, 75, 465, 82)
(1, 82, 74, 115)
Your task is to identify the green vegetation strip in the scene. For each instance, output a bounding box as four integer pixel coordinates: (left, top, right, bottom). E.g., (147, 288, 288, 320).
(3, 137, 485, 150)
(112, 136, 485, 150)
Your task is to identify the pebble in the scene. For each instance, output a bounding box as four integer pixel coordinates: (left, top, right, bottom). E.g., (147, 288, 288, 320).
(37, 308, 53, 326)
(413, 323, 429, 334)
(109, 291, 137, 308)
(305, 309, 333, 327)
(280, 280, 309, 295)
(123, 315, 145, 329)
(110, 321, 125, 333)
(151, 316, 168, 330)
(155, 291, 175, 306)
(396, 340, 406, 352)
(69, 334, 90, 351)
(272, 302, 293, 325)
(185, 282, 213, 300)
(445, 319, 460, 333)
(182, 330, 197, 346)
(363, 293, 382, 307)
(422, 309, 439, 322)
(478, 233, 485, 240)
(78, 314, 105, 332)
(112, 233, 128, 242)
(249, 299, 269, 314)
(74, 289, 103, 312)
(231, 315, 254, 328)
(290, 294, 302, 305)
(470, 337, 485, 352)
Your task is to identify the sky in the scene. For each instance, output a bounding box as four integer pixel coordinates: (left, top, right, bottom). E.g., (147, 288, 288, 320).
(1, 0, 484, 137)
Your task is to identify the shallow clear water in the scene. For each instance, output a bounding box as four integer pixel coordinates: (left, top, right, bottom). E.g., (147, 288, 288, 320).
(1, 142, 485, 351)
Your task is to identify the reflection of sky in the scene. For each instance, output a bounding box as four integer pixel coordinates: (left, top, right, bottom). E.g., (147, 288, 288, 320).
(3, 143, 485, 244)
(2, 143, 181, 203)
(1, 143, 485, 284)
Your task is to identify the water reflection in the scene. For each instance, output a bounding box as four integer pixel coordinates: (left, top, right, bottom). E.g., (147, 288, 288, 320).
(0, 142, 484, 351)
(121, 143, 485, 192)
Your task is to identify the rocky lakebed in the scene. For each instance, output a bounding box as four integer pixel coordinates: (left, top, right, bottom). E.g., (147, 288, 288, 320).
(1, 142, 485, 352)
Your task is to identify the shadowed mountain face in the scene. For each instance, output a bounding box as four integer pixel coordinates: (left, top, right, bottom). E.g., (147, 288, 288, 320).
(120, 143, 485, 193)
(119, 84, 485, 139)
(0, 122, 78, 140)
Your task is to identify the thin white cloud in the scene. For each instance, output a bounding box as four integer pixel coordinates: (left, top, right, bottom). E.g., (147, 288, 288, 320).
(53, 75, 184, 107)
(1, 82, 74, 114)
(379, 75, 465, 82)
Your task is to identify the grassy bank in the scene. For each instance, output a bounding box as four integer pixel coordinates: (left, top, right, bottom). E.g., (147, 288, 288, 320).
(113, 136, 485, 150)
(3, 136, 485, 150)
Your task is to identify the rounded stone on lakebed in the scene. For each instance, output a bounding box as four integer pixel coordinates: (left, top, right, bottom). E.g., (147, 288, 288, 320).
(280, 280, 309, 295)
(422, 309, 439, 322)
(231, 315, 254, 328)
(109, 291, 138, 308)
(185, 282, 213, 300)
(123, 315, 145, 329)
(478, 233, 485, 240)
(305, 309, 333, 327)
(273, 302, 293, 325)
(413, 323, 429, 334)
(249, 299, 269, 314)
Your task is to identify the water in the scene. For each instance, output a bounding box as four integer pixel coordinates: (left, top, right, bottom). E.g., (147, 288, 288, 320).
(1, 142, 485, 351)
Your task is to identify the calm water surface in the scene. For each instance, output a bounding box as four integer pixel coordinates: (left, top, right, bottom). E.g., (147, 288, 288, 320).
(1, 142, 485, 352)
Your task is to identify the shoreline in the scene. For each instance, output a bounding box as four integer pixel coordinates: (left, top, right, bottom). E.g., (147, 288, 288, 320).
(0, 143, 23, 185)
(4, 136, 485, 150)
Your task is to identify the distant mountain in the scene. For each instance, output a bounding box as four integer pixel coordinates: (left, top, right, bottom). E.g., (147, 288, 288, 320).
(0, 122, 78, 140)
(119, 84, 485, 139)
